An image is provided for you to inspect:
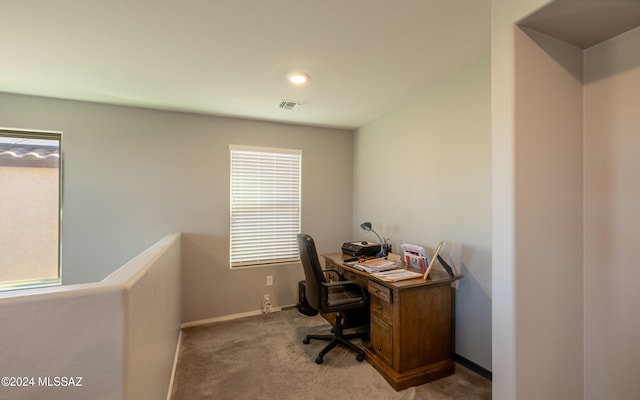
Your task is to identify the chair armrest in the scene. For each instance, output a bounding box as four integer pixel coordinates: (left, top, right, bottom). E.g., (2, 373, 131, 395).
(321, 280, 367, 297)
(322, 279, 356, 287)
(322, 268, 341, 275)
(322, 268, 343, 282)
(319, 280, 368, 312)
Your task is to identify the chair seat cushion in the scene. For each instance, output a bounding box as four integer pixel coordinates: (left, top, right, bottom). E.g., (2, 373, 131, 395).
(327, 285, 364, 307)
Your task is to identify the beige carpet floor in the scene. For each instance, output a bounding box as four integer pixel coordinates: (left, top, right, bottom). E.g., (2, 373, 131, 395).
(171, 308, 491, 400)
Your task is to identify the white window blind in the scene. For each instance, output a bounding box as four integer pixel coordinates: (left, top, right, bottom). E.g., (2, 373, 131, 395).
(229, 145, 302, 267)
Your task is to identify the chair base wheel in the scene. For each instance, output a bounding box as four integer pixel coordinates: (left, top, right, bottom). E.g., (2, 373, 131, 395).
(303, 337, 310, 345)
(315, 355, 323, 364)
(356, 353, 365, 362)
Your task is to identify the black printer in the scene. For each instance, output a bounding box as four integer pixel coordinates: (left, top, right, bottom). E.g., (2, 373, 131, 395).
(341, 241, 381, 257)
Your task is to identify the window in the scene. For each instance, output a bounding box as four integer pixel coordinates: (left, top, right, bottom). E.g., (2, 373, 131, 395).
(229, 145, 302, 267)
(0, 129, 61, 290)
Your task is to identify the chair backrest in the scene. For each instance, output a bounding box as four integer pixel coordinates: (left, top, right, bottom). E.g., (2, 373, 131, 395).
(296, 233, 327, 311)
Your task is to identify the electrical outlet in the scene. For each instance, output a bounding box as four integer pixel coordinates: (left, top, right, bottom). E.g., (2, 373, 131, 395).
(266, 275, 273, 286)
(262, 294, 272, 313)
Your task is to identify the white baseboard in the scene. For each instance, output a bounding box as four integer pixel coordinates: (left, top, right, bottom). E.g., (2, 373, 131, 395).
(181, 304, 296, 329)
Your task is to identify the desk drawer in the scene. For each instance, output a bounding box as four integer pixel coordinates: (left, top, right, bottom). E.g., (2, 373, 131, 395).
(368, 281, 392, 303)
(370, 295, 392, 324)
(341, 269, 369, 288)
(370, 315, 392, 366)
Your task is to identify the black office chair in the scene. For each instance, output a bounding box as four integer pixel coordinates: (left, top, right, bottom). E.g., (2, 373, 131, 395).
(296, 233, 369, 364)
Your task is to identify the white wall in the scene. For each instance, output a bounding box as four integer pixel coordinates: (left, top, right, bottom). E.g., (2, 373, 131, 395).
(103, 233, 181, 400)
(0, 234, 180, 400)
(491, 1, 555, 398)
(513, 27, 584, 399)
(0, 285, 123, 399)
(0, 92, 354, 322)
(493, 1, 640, 398)
(584, 26, 640, 400)
(353, 58, 492, 370)
(494, 3, 585, 398)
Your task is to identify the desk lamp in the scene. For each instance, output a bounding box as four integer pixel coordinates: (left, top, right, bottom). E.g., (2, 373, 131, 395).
(360, 222, 390, 256)
(360, 222, 383, 243)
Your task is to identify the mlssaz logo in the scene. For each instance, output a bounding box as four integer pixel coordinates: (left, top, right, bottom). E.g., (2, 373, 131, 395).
(38, 376, 83, 387)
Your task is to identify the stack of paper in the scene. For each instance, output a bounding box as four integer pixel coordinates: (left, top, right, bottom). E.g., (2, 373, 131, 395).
(351, 258, 397, 273)
(371, 269, 424, 282)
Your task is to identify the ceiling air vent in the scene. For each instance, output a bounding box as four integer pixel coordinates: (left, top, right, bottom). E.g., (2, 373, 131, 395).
(279, 100, 304, 111)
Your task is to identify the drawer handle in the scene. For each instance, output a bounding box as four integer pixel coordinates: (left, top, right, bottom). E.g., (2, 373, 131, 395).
(377, 346, 382, 351)
(377, 305, 382, 310)
(375, 288, 380, 293)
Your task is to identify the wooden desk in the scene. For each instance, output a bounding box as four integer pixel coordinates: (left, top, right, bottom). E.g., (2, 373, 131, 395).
(322, 253, 456, 391)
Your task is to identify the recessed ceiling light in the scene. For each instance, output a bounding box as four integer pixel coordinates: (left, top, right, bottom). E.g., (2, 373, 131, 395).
(287, 72, 310, 85)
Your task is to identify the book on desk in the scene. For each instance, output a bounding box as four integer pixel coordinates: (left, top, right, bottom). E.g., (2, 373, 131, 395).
(349, 258, 397, 273)
(370, 269, 424, 281)
(347, 258, 424, 281)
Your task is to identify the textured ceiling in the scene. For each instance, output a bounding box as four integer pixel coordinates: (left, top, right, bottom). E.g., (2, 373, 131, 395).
(0, 0, 490, 129)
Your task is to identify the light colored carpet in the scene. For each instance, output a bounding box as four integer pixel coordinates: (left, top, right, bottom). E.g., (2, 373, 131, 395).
(171, 309, 491, 400)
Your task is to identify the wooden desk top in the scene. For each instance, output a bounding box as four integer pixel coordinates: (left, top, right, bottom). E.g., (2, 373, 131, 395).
(321, 252, 456, 290)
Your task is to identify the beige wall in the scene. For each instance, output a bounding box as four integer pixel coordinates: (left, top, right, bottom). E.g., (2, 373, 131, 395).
(104, 233, 181, 400)
(0, 166, 59, 283)
(584, 26, 640, 400)
(491, 1, 562, 398)
(353, 57, 492, 370)
(0, 285, 123, 399)
(493, 0, 640, 398)
(514, 27, 584, 399)
(0, 92, 353, 322)
(0, 234, 181, 400)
